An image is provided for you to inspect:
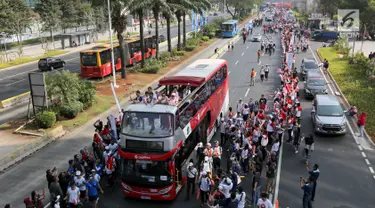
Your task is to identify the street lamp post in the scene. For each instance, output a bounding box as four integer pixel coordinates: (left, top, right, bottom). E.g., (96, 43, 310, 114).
(107, 0, 118, 88)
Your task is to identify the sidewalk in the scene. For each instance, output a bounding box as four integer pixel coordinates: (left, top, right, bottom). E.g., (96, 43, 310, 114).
(0, 34, 235, 208)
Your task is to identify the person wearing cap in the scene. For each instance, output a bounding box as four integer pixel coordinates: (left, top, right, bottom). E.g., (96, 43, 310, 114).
(220, 118, 227, 145)
(204, 143, 213, 163)
(185, 161, 198, 200)
(73, 170, 87, 201)
(198, 171, 211, 206)
(218, 176, 233, 199)
(168, 93, 179, 106)
(213, 141, 222, 171)
(86, 175, 104, 208)
(256, 192, 272, 208)
(202, 156, 213, 174)
(91, 169, 101, 182)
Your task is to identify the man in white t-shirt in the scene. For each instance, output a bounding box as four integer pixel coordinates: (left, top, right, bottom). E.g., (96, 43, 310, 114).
(257, 193, 273, 208)
(236, 186, 246, 208)
(74, 171, 87, 200)
(66, 181, 80, 207)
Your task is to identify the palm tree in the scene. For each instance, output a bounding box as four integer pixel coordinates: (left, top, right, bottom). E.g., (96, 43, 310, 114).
(181, 0, 211, 47)
(150, 0, 172, 59)
(111, 0, 129, 79)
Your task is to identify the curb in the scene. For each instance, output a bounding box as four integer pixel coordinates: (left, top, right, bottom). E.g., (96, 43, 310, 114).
(0, 92, 30, 108)
(0, 125, 66, 173)
(316, 48, 375, 147)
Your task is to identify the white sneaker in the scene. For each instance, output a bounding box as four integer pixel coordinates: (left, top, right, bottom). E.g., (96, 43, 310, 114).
(295, 150, 298, 153)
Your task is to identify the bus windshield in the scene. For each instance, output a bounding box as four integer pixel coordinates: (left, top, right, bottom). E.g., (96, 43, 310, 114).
(122, 159, 172, 187)
(81, 53, 97, 66)
(122, 112, 174, 138)
(222, 24, 233, 32)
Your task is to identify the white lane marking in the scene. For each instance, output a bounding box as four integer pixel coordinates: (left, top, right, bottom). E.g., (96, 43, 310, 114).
(5, 78, 27, 86)
(365, 159, 371, 165)
(361, 151, 367, 158)
(245, 88, 250, 97)
(246, 46, 249, 49)
(310, 46, 375, 178)
(373, 176, 375, 180)
(235, 60, 239, 65)
(241, 52, 244, 56)
(0, 57, 79, 81)
(273, 132, 284, 205)
(228, 71, 231, 75)
(369, 167, 375, 174)
(258, 60, 261, 65)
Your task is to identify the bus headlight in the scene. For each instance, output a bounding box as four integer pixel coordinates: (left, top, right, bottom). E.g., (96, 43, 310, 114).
(158, 186, 173, 195)
(122, 183, 132, 191)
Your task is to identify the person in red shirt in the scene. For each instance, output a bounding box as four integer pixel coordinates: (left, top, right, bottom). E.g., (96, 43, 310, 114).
(357, 112, 366, 137)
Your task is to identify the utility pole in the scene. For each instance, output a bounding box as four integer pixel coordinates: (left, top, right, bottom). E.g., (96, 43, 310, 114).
(107, 0, 118, 87)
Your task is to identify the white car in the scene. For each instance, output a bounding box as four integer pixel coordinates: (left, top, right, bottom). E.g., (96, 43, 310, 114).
(251, 33, 262, 42)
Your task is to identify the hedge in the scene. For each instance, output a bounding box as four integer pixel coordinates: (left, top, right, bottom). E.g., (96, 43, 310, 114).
(36, 111, 56, 129)
(60, 102, 84, 119)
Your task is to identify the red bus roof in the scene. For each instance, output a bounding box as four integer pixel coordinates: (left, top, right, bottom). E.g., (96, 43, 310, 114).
(159, 59, 227, 86)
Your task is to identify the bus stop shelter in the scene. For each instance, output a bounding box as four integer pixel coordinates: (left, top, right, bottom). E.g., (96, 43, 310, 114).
(55, 31, 91, 49)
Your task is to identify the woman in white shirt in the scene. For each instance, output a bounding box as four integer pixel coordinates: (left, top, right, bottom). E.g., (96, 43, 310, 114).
(236, 186, 246, 208)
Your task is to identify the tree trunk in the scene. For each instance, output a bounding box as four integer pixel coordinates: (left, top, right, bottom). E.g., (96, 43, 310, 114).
(226, 3, 235, 18)
(118, 33, 127, 79)
(139, 10, 145, 68)
(183, 11, 186, 48)
(50, 29, 55, 50)
(177, 12, 181, 50)
(166, 16, 172, 53)
(153, 9, 160, 59)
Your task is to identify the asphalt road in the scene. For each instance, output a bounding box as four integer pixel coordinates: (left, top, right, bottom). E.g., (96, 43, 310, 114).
(0, 14, 227, 101)
(0, 25, 275, 207)
(277, 41, 375, 208)
(95, 27, 282, 208)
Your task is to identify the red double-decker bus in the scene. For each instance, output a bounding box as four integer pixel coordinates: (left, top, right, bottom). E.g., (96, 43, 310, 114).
(80, 36, 156, 78)
(118, 59, 229, 200)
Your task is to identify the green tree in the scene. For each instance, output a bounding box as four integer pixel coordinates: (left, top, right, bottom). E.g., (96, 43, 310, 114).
(45, 71, 80, 105)
(111, 0, 130, 79)
(59, 0, 78, 32)
(92, 6, 105, 40)
(77, 1, 95, 30)
(0, 0, 31, 55)
(150, 0, 172, 59)
(185, 0, 211, 47)
(35, 0, 62, 49)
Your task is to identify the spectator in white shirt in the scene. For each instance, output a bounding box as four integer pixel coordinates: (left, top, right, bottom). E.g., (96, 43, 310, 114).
(108, 140, 118, 158)
(199, 171, 211, 206)
(257, 193, 273, 208)
(237, 99, 244, 114)
(271, 139, 280, 154)
(236, 186, 246, 208)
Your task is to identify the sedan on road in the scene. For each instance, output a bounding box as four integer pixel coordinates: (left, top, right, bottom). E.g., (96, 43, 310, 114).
(251, 33, 262, 42)
(38, 57, 66, 71)
(300, 58, 319, 80)
(304, 71, 328, 99)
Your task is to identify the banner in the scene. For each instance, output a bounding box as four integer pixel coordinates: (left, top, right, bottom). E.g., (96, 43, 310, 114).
(191, 10, 195, 33)
(286, 53, 294, 71)
(111, 83, 121, 113)
(108, 114, 118, 139)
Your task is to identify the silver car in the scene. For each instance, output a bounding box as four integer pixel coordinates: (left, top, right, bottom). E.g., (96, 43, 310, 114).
(251, 33, 262, 42)
(312, 95, 347, 135)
